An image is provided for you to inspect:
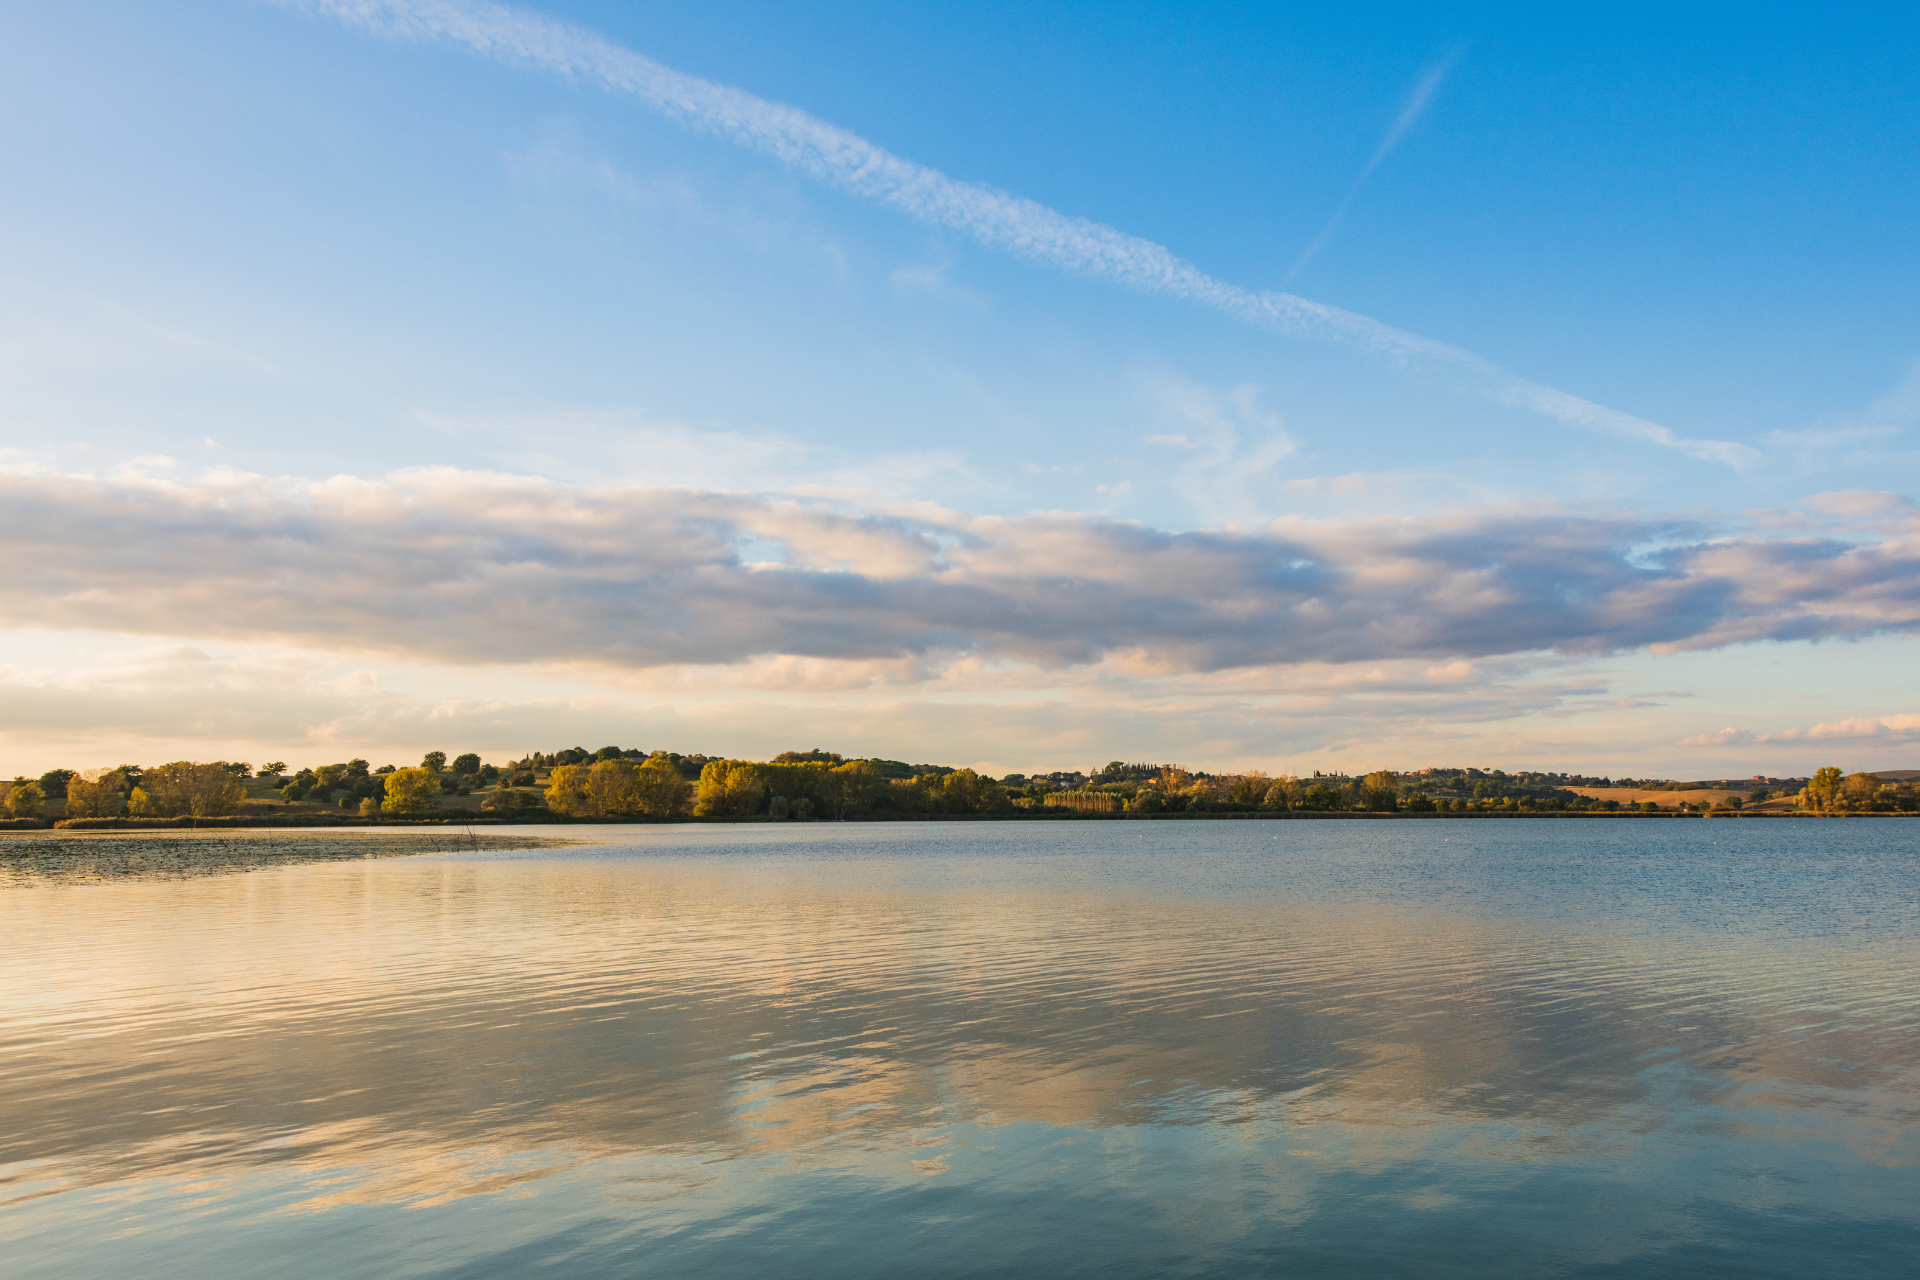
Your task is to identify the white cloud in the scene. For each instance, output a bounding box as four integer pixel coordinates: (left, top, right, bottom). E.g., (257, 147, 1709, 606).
(1761, 360, 1920, 472)
(1681, 714, 1920, 749)
(5, 466, 1919, 679)
(0, 635, 1643, 776)
(415, 404, 984, 501)
(294, 1, 1754, 465)
(1132, 373, 1300, 523)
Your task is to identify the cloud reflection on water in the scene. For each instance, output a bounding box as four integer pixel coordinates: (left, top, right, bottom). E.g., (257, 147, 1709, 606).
(3, 837, 1913, 1224)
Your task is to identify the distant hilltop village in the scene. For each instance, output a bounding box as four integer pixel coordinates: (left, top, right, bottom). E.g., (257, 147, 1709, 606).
(4, 749, 1916, 828)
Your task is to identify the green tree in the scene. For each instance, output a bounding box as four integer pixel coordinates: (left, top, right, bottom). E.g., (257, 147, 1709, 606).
(5, 779, 46, 818)
(1261, 778, 1297, 810)
(1298, 783, 1341, 810)
(1842, 771, 1883, 812)
(64, 770, 129, 819)
(133, 762, 247, 818)
(1226, 773, 1270, 805)
(421, 752, 447, 773)
(452, 753, 482, 775)
(481, 789, 537, 814)
(1804, 767, 1845, 814)
(634, 758, 694, 817)
(36, 769, 75, 799)
(941, 768, 1008, 814)
(381, 767, 439, 815)
(821, 760, 882, 818)
(1359, 771, 1400, 812)
(258, 762, 287, 778)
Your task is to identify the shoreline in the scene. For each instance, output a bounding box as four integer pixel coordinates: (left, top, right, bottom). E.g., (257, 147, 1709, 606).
(1, 808, 1890, 831)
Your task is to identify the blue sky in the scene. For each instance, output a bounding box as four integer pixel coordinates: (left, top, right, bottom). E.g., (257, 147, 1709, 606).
(3, 0, 1919, 777)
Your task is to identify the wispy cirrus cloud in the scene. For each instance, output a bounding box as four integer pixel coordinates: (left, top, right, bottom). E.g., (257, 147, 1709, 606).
(4, 467, 1917, 674)
(292, 2, 1751, 466)
(1285, 46, 1464, 286)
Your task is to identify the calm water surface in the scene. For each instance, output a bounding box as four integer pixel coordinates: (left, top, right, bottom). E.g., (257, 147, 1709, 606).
(2, 821, 1916, 1277)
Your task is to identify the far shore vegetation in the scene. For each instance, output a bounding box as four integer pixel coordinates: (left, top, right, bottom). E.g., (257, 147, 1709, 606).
(4, 752, 1916, 826)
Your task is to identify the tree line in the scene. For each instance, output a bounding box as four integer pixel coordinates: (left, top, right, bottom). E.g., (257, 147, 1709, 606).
(4, 752, 509, 820)
(6, 749, 1914, 822)
(539, 755, 1005, 820)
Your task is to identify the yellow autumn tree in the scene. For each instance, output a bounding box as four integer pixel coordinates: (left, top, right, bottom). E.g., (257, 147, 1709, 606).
(380, 766, 439, 816)
(544, 764, 591, 816)
(819, 760, 882, 819)
(693, 760, 766, 816)
(589, 760, 645, 816)
(634, 758, 692, 817)
(546, 760, 674, 818)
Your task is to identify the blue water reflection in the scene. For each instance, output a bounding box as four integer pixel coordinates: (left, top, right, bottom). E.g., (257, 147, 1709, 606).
(1, 821, 1915, 1277)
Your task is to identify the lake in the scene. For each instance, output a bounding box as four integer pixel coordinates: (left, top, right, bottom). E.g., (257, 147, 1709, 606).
(2, 820, 1916, 1277)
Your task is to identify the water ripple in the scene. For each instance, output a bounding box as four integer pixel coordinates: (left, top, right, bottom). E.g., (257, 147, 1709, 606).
(1, 821, 1916, 1277)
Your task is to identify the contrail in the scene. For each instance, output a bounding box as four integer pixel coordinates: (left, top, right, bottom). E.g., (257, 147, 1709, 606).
(1285, 47, 1462, 286)
(297, 1, 1755, 466)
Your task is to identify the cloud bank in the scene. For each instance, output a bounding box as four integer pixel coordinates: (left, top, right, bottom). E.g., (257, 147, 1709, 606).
(297, 1, 1752, 465)
(5, 467, 1917, 672)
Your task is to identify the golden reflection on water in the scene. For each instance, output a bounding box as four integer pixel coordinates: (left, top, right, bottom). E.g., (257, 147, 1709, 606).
(3, 847, 1915, 1228)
